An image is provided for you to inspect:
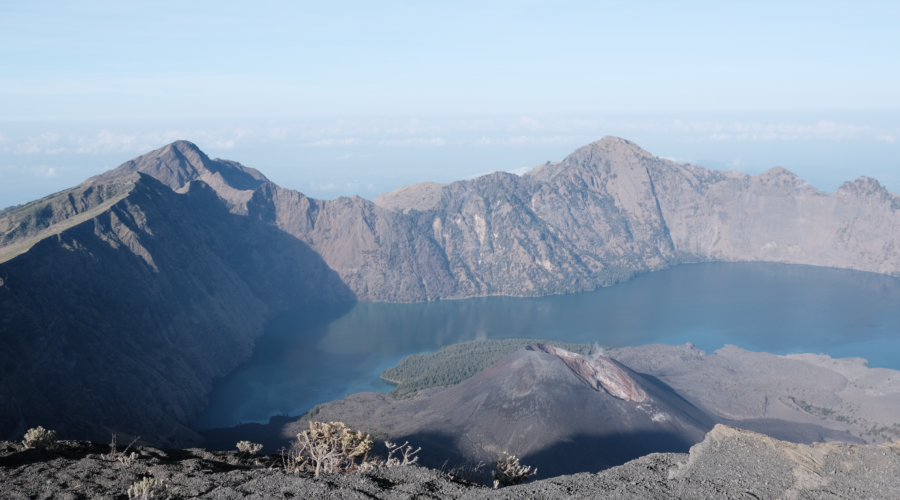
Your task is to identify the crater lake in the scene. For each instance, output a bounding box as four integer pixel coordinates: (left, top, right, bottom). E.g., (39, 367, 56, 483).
(192, 262, 900, 430)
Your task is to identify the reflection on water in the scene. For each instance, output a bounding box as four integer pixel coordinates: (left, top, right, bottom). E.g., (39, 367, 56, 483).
(192, 262, 900, 429)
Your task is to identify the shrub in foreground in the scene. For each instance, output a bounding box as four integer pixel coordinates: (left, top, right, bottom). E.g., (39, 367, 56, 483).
(23, 426, 57, 449)
(296, 421, 374, 477)
(385, 440, 420, 467)
(127, 477, 164, 499)
(236, 440, 264, 454)
(492, 452, 537, 488)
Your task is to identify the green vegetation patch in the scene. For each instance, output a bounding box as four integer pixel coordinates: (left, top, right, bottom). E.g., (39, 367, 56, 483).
(381, 338, 597, 399)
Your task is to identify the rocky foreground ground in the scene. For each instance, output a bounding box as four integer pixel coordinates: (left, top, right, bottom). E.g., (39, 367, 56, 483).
(3, 425, 899, 499)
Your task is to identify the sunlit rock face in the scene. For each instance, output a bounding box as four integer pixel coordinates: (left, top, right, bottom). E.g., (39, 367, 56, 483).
(529, 344, 648, 402)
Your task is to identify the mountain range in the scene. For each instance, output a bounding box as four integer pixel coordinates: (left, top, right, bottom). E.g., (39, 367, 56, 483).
(1, 137, 899, 446)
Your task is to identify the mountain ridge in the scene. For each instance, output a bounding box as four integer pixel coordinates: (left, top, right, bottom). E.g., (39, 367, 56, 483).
(2, 136, 900, 445)
(91, 140, 268, 213)
(0, 173, 353, 446)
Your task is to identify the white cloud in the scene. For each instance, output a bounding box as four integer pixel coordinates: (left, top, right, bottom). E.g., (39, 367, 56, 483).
(264, 125, 288, 140)
(35, 166, 59, 178)
(5, 128, 263, 155)
(515, 116, 543, 131)
(3, 116, 896, 164)
(506, 166, 533, 176)
(474, 135, 583, 146)
(16, 133, 64, 154)
(670, 119, 893, 142)
(378, 137, 446, 147)
(304, 138, 359, 146)
(336, 152, 379, 160)
(75, 130, 142, 153)
(210, 139, 236, 149)
(310, 181, 339, 191)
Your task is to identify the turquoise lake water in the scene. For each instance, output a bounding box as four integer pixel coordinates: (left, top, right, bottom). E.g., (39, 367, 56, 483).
(192, 262, 900, 430)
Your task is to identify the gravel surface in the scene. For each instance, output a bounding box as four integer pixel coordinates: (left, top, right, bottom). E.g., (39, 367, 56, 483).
(3, 425, 899, 499)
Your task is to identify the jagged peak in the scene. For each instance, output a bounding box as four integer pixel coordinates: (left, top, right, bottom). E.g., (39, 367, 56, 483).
(165, 139, 202, 151)
(571, 136, 655, 160)
(759, 166, 798, 178)
(591, 135, 641, 148)
(92, 140, 210, 184)
(88, 140, 268, 212)
(837, 176, 893, 198)
(749, 166, 822, 193)
(526, 136, 661, 182)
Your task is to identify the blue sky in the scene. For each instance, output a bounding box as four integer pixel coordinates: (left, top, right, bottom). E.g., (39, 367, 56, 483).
(1, 1, 898, 205)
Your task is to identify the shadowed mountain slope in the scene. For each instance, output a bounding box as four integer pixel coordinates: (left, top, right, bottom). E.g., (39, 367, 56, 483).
(0, 174, 352, 446)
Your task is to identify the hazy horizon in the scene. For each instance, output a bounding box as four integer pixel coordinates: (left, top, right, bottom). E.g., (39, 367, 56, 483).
(2, 111, 899, 208)
(2, 1, 898, 206)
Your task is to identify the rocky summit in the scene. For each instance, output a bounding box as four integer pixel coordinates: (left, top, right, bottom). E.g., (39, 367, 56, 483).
(2, 137, 900, 447)
(2, 425, 899, 499)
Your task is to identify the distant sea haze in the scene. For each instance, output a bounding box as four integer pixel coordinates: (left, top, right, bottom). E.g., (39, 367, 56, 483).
(3, 113, 898, 209)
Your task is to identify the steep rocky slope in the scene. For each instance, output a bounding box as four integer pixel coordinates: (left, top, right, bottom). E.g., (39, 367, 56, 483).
(371, 137, 900, 298)
(0, 174, 352, 447)
(3, 425, 900, 499)
(0, 176, 136, 262)
(0, 141, 266, 263)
